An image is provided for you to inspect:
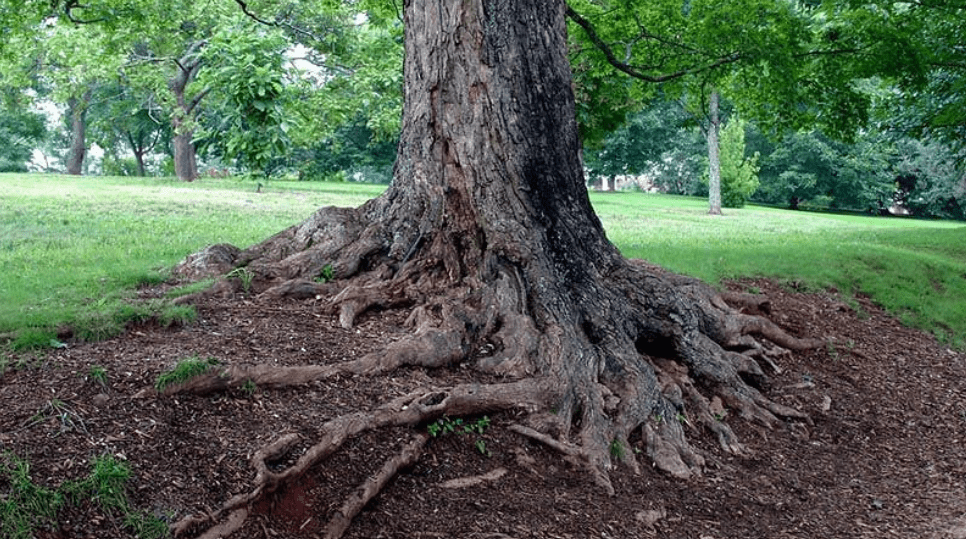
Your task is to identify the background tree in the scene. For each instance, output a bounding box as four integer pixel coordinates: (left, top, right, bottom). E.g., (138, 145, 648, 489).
(32, 21, 123, 175)
(194, 24, 291, 178)
(753, 130, 894, 211)
(705, 116, 760, 208)
(565, 0, 817, 213)
(0, 107, 46, 172)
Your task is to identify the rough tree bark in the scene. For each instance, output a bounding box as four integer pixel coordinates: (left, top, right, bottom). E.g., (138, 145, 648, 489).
(172, 1, 819, 536)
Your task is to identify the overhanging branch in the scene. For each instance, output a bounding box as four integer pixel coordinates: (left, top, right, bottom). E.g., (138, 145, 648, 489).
(565, 6, 743, 83)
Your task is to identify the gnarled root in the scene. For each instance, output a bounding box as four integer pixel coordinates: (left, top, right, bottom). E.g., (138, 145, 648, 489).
(323, 433, 429, 539)
(173, 381, 550, 537)
(169, 205, 823, 538)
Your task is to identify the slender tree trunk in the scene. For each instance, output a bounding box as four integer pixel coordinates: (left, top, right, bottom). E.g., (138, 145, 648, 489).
(125, 131, 148, 177)
(134, 151, 147, 177)
(168, 43, 206, 182)
(65, 90, 92, 176)
(172, 123, 198, 182)
(707, 90, 722, 215)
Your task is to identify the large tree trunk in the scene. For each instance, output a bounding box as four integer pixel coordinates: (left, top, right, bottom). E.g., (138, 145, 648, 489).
(707, 90, 722, 215)
(173, 1, 818, 536)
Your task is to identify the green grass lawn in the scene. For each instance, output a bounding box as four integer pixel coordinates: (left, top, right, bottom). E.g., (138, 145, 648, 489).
(592, 191, 966, 346)
(0, 174, 382, 349)
(2, 174, 964, 353)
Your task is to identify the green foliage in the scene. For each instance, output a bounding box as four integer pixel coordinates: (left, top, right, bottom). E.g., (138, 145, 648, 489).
(609, 439, 625, 460)
(704, 118, 760, 208)
(426, 415, 490, 437)
(0, 452, 64, 539)
(584, 100, 700, 189)
(288, 14, 404, 147)
(90, 85, 170, 178)
(196, 25, 291, 178)
(427, 416, 491, 455)
(0, 109, 46, 173)
(0, 452, 169, 539)
(292, 116, 397, 183)
(315, 264, 335, 283)
(154, 356, 220, 392)
(87, 365, 109, 386)
(754, 130, 894, 212)
(226, 267, 255, 293)
(240, 379, 257, 397)
(892, 138, 966, 220)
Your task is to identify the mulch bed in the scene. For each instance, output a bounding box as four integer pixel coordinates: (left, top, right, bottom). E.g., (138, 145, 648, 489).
(2, 279, 965, 538)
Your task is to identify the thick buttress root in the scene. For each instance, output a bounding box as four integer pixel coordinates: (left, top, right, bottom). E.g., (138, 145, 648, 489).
(168, 206, 822, 538)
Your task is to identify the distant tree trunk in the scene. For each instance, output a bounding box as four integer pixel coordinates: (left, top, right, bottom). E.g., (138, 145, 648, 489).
(168, 42, 207, 182)
(125, 132, 148, 177)
(707, 90, 722, 215)
(171, 124, 198, 182)
(133, 151, 147, 177)
(65, 89, 92, 176)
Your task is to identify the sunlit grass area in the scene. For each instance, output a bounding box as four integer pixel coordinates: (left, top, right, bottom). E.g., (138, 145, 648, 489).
(2, 174, 964, 352)
(592, 191, 966, 346)
(0, 174, 383, 348)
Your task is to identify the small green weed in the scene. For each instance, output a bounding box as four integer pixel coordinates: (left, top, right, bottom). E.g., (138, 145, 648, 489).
(315, 264, 335, 283)
(123, 510, 170, 539)
(225, 267, 254, 293)
(474, 439, 491, 457)
(87, 365, 108, 386)
(427, 416, 492, 456)
(826, 340, 839, 361)
(155, 356, 220, 392)
(609, 439, 626, 460)
(240, 379, 257, 397)
(63, 454, 131, 513)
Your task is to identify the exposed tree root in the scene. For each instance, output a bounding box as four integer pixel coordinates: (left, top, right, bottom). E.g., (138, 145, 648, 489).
(324, 433, 429, 539)
(172, 382, 549, 537)
(169, 232, 823, 537)
(162, 2, 832, 534)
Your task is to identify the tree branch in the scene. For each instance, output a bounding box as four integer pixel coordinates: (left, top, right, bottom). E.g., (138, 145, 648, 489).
(565, 6, 743, 83)
(233, 0, 345, 47)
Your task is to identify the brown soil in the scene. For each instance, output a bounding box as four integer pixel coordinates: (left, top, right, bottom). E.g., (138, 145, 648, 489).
(2, 279, 965, 539)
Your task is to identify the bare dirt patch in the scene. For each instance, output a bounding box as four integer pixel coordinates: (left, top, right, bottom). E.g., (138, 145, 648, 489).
(2, 279, 965, 538)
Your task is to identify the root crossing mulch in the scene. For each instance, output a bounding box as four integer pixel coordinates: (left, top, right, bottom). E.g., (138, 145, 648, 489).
(2, 279, 965, 538)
